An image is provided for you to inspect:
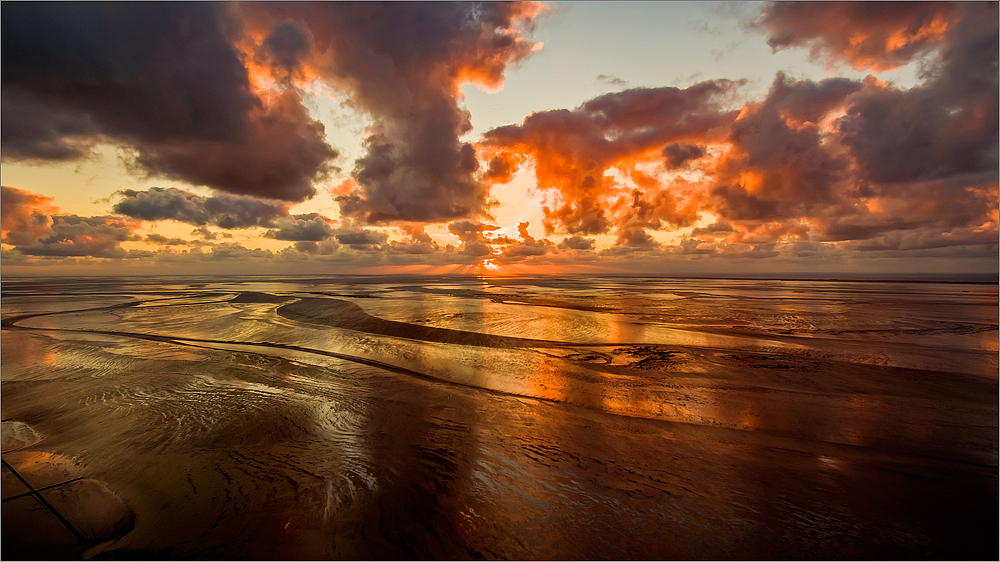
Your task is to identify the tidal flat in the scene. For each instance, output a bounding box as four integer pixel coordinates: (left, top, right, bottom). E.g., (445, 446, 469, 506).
(1, 275, 997, 559)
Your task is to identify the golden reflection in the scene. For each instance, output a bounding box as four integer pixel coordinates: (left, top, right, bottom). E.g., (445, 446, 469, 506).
(525, 352, 568, 403)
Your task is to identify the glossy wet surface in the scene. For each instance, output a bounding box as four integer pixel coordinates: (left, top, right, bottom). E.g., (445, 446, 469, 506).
(1, 275, 997, 559)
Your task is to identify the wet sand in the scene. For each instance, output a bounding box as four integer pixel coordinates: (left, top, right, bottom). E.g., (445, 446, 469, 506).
(1, 276, 996, 559)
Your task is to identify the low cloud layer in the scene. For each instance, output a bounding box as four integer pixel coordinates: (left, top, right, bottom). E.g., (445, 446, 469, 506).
(113, 187, 290, 229)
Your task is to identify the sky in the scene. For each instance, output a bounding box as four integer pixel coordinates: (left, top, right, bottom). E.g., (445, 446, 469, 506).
(1, 1, 997, 277)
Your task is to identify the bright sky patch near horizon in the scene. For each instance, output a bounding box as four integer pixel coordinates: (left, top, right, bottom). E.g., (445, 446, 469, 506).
(2, 1, 996, 276)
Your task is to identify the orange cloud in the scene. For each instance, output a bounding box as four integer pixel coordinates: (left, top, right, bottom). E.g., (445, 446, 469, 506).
(2, 186, 140, 258)
(482, 80, 741, 236)
(1, 185, 57, 245)
(758, 1, 955, 71)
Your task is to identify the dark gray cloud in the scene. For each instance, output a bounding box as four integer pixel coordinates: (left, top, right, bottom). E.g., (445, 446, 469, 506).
(837, 4, 998, 187)
(145, 234, 190, 246)
(334, 229, 388, 248)
(848, 227, 998, 253)
(113, 187, 289, 229)
(293, 240, 338, 255)
(822, 220, 919, 242)
(662, 143, 706, 169)
(447, 221, 500, 242)
(690, 220, 734, 236)
(264, 213, 336, 242)
(446, 220, 501, 256)
(243, 2, 541, 223)
(261, 20, 313, 77)
(1, 2, 337, 201)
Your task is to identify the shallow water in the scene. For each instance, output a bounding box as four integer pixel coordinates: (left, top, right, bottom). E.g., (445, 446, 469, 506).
(1, 275, 997, 559)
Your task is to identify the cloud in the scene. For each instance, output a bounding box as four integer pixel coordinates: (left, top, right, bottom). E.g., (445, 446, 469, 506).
(846, 226, 998, 254)
(709, 73, 861, 222)
(484, 153, 525, 184)
(447, 220, 500, 242)
(16, 214, 138, 258)
(836, 7, 998, 187)
(690, 220, 734, 236)
(596, 74, 627, 88)
(260, 20, 313, 78)
(446, 220, 501, 256)
(1, 3, 337, 201)
(240, 2, 542, 223)
(334, 228, 388, 248)
(679, 238, 716, 255)
(113, 187, 290, 229)
(293, 240, 338, 256)
(557, 235, 597, 251)
(483, 80, 741, 235)
(145, 234, 190, 246)
(495, 222, 553, 261)
(3, 186, 141, 258)
(662, 143, 706, 169)
(264, 213, 335, 242)
(207, 243, 277, 261)
(755, 1, 955, 71)
(615, 228, 659, 248)
(1, 185, 57, 245)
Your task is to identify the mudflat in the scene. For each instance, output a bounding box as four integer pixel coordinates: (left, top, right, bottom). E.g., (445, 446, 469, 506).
(1, 275, 996, 559)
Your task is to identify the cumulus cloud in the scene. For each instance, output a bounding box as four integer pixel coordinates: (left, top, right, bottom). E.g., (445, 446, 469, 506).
(16, 215, 137, 258)
(1, 3, 337, 201)
(679, 238, 716, 255)
(476, 1, 995, 266)
(615, 228, 659, 248)
(1, 185, 57, 245)
(334, 228, 388, 248)
(662, 143, 706, 169)
(239, 2, 542, 223)
(113, 187, 290, 229)
(495, 222, 553, 261)
(389, 226, 441, 255)
(557, 235, 597, 251)
(264, 213, 335, 242)
(483, 80, 740, 235)
(3, 186, 141, 258)
(446, 220, 501, 256)
(709, 73, 861, 222)
(4, 3, 995, 273)
(837, 3, 998, 188)
(756, 1, 955, 71)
